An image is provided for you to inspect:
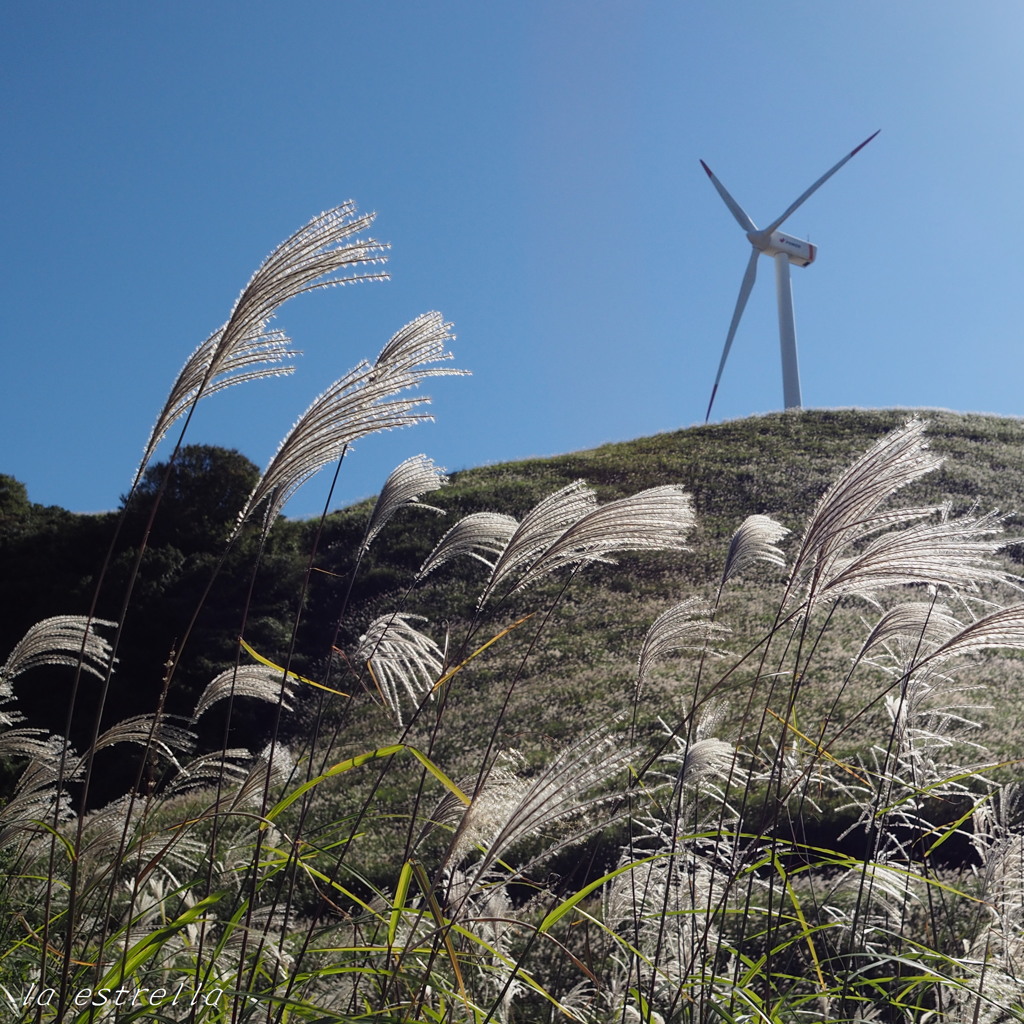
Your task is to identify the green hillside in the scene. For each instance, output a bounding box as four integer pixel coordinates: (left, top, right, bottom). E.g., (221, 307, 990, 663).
(308, 408, 1024, 771)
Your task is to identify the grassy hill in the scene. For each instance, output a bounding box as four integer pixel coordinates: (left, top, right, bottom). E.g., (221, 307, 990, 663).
(312, 408, 1024, 775)
(5, 407, 1023, 809)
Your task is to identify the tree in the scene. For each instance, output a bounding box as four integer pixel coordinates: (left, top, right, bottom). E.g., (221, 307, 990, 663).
(0, 474, 31, 536)
(125, 445, 261, 552)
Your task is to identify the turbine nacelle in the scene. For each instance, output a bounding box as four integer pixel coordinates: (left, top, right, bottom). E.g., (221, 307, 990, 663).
(749, 230, 816, 267)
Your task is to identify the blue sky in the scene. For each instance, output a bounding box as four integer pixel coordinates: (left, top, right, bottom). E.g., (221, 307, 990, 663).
(4, 4, 1024, 517)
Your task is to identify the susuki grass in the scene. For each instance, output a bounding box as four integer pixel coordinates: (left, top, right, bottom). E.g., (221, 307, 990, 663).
(2, 207, 1024, 1023)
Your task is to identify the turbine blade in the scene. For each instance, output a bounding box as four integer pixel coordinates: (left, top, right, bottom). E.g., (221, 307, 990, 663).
(764, 130, 880, 235)
(700, 160, 758, 234)
(706, 247, 759, 422)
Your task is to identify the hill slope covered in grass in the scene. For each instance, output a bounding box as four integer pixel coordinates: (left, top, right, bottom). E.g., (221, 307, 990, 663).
(308, 408, 1024, 771)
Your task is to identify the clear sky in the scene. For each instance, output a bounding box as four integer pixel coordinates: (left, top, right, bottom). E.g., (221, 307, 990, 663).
(4, 4, 1023, 518)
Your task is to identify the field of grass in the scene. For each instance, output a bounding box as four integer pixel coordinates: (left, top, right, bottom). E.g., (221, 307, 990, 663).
(2, 206, 1024, 1022)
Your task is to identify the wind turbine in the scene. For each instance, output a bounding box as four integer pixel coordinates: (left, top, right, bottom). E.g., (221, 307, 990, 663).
(701, 130, 879, 421)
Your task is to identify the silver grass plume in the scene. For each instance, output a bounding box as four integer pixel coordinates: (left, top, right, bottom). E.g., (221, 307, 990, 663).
(72, 795, 149, 880)
(476, 481, 597, 606)
(88, 713, 195, 772)
(827, 858, 923, 945)
(8, 735, 81, 793)
(372, 310, 466, 382)
(236, 363, 430, 531)
(662, 730, 735, 792)
(810, 506, 1015, 602)
(721, 513, 789, 586)
(602, 818, 725, 1009)
(453, 720, 637, 886)
(880, 665, 987, 770)
(212, 902, 295, 973)
(427, 750, 527, 865)
(0, 736, 79, 846)
(359, 454, 448, 556)
(121, 828, 209, 887)
(192, 665, 296, 721)
(966, 786, 1024, 972)
(867, 620, 982, 759)
(637, 597, 727, 696)
(416, 511, 520, 581)
(135, 203, 388, 480)
(451, 884, 523, 1013)
(478, 484, 694, 606)
(231, 742, 295, 809)
(864, 604, 1024, 745)
(858, 601, 964, 662)
(515, 485, 695, 589)
(0, 615, 117, 693)
(0, 727, 64, 762)
(923, 602, 1024, 663)
(789, 418, 944, 602)
(0, 788, 74, 848)
(235, 312, 465, 532)
(125, 872, 186, 926)
(136, 328, 297, 487)
(603, 844, 720, 1002)
(354, 612, 445, 724)
(949, 966, 1024, 1024)
(651, 706, 736, 818)
(165, 748, 253, 797)
(678, 739, 735, 789)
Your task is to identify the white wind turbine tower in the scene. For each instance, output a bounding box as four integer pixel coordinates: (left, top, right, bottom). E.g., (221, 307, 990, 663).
(701, 130, 879, 421)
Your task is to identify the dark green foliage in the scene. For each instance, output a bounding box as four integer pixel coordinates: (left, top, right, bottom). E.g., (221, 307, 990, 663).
(0, 449, 304, 802)
(0, 475, 30, 532)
